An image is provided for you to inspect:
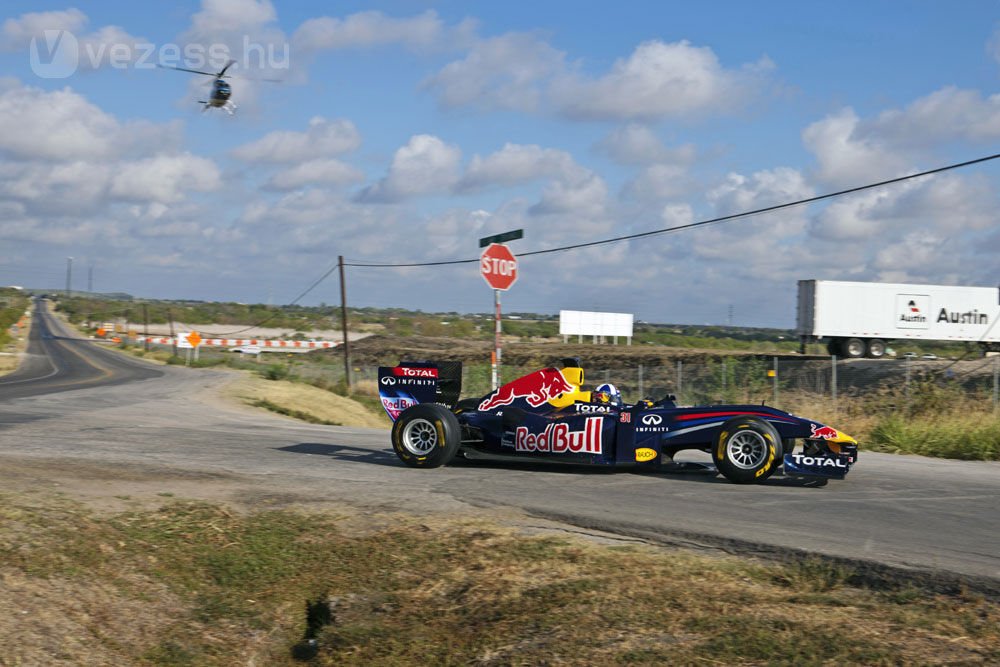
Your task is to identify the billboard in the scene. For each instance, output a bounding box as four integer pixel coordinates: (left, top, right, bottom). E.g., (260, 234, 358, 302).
(559, 310, 634, 338)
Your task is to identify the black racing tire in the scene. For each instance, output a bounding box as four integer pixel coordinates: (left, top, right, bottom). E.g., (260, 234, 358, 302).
(841, 337, 866, 359)
(867, 338, 887, 359)
(391, 404, 461, 468)
(714, 416, 782, 484)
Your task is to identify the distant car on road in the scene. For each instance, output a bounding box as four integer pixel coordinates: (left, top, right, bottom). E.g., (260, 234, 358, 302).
(902, 352, 917, 359)
(921, 353, 939, 360)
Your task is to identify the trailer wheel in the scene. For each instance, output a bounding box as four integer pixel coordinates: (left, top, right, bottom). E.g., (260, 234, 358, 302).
(841, 338, 866, 359)
(714, 417, 782, 484)
(826, 339, 840, 356)
(391, 404, 461, 468)
(867, 339, 887, 358)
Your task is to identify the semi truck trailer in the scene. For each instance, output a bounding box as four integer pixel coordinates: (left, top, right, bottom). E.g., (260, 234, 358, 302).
(797, 280, 1000, 358)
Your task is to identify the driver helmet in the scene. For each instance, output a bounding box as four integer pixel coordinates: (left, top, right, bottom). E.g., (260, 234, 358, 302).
(594, 383, 621, 406)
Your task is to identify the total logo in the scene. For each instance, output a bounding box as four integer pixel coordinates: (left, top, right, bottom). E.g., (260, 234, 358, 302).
(789, 454, 847, 469)
(511, 417, 603, 455)
(635, 413, 669, 433)
(575, 403, 613, 413)
(393, 366, 438, 378)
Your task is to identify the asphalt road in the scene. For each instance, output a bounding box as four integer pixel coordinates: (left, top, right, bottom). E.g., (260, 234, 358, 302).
(3, 301, 999, 591)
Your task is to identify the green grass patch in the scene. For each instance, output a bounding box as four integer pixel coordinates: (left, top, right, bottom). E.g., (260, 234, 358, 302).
(869, 412, 1000, 460)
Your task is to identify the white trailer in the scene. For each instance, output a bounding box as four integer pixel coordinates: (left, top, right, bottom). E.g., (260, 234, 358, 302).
(797, 280, 1000, 358)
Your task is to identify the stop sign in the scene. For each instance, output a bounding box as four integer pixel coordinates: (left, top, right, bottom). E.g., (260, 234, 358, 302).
(480, 243, 518, 291)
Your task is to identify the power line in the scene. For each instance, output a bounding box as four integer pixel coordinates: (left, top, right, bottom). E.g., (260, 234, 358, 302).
(344, 151, 1000, 268)
(184, 151, 1000, 335)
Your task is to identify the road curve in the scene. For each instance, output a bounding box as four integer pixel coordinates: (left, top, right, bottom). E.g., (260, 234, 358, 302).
(0, 299, 162, 399)
(1, 305, 998, 592)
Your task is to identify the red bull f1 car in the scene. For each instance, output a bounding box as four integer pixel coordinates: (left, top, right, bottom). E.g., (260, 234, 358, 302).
(378, 359, 858, 485)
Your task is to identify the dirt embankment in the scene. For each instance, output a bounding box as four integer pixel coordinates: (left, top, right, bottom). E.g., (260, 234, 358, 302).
(332, 334, 776, 368)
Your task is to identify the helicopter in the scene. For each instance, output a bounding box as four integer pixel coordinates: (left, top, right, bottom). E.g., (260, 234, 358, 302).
(157, 59, 239, 114)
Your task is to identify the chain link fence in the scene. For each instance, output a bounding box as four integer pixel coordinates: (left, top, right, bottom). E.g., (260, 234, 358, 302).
(357, 355, 1000, 410)
(140, 341, 1000, 411)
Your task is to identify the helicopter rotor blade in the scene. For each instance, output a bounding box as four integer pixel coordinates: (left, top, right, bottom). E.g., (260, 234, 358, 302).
(217, 59, 237, 78)
(156, 63, 218, 77)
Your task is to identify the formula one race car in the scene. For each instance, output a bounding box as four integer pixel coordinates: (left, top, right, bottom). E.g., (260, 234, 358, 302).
(378, 358, 858, 485)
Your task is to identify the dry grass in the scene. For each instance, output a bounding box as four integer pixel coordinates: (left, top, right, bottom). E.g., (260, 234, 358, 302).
(0, 318, 29, 375)
(225, 374, 386, 428)
(0, 493, 997, 666)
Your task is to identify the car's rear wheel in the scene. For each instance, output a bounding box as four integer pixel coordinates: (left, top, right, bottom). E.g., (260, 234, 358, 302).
(714, 416, 782, 484)
(391, 404, 461, 468)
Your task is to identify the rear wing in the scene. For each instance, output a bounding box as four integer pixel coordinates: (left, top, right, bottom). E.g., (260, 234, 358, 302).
(377, 361, 462, 422)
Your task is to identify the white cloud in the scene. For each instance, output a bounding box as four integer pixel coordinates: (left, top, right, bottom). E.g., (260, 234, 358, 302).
(622, 164, 690, 202)
(553, 40, 772, 121)
(110, 153, 222, 203)
(802, 108, 907, 187)
(293, 10, 474, 53)
(1, 8, 146, 71)
(458, 143, 579, 191)
(0, 9, 87, 51)
(188, 0, 277, 35)
(804, 89, 1000, 189)
(426, 36, 772, 122)
(357, 134, 462, 202)
(870, 86, 1000, 144)
(529, 172, 608, 217)
(0, 84, 182, 162)
(596, 124, 696, 166)
(232, 117, 361, 163)
(423, 32, 565, 112)
(264, 158, 364, 190)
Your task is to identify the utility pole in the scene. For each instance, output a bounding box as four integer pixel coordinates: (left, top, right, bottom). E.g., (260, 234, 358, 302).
(168, 308, 177, 357)
(65, 257, 73, 297)
(338, 255, 351, 394)
(88, 265, 93, 293)
(143, 303, 150, 352)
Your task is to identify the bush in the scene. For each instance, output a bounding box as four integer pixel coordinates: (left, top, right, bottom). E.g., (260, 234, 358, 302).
(869, 412, 1000, 460)
(261, 364, 291, 381)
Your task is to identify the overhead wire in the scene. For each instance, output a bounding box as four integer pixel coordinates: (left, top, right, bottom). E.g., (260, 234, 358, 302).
(165, 151, 1000, 335)
(344, 151, 1000, 268)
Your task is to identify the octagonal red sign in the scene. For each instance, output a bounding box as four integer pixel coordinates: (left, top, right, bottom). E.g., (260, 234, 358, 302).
(480, 243, 518, 291)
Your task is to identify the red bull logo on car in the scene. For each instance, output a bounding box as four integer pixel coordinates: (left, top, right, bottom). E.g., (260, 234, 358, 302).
(381, 396, 416, 420)
(810, 423, 839, 440)
(512, 417, 603, 454)
(478, 367, 575, 411)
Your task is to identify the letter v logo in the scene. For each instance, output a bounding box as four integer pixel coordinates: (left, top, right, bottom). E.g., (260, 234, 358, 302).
(30, 29, 79, 79)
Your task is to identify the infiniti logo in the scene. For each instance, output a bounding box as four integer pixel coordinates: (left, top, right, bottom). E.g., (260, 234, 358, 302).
(380, 376, 396, 386)
(641, 414, 662, 426)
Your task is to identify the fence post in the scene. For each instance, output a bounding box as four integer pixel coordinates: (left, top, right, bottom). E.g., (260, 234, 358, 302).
(677, 360, 682, 403)
(994, 356, 998, 411)
(905, 356, 912, 403)
(638, 363, 644, 400)
(831, 355, 838, 412)
(773, 356, 779, 405)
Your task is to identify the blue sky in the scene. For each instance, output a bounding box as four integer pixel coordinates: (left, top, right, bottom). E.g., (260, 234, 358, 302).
(1, 1, 998, 327)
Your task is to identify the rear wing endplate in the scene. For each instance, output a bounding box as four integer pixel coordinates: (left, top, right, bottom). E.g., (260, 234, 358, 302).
(376, 361, 462, 421)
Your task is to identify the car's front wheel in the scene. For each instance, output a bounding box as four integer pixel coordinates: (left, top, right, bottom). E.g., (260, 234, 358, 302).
(714, 416, 782, 484)
(391, 404, 461, 468)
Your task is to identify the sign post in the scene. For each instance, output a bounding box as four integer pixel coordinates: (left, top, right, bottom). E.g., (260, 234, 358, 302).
(479, 239, 519, 389)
